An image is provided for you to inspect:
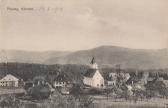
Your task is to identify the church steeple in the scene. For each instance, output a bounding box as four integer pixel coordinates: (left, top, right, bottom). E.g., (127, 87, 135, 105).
(90, 57, 98, 69)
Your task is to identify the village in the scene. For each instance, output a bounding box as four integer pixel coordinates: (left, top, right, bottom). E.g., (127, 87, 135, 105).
(0, 57, 168, 108)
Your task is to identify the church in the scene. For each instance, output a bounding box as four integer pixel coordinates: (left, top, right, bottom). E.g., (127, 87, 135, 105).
(83, 57, 104, 88)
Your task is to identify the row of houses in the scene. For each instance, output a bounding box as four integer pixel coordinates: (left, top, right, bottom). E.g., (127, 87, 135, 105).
(0, 73, 70, 88)
(1, 57, 168, 93)
(83, 57, 168, 91)
(0, 57, 103, 89)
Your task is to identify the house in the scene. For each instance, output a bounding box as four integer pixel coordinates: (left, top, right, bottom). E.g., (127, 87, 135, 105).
(107, 80, 116, 86)
(107, 72, 130, 87)
(163, 80, 168, 87)
(140, 72, 149, 85)
(124, 73, 130, 82)
(24, 80, 34, 90)
(126, 76, 139, 86)
(53, 73, 70, 88)
(83, 57, 104, 88)
(33, 76, 46, 86)
(133, 72, 149, 86)
(0, 74, 19, 87)
(160, 77, 168, 87)
(107, 72, 117, 86)
(109, 72, 117, 79)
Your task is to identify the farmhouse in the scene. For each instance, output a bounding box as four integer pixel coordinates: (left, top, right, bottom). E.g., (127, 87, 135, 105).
(0, 74, 19, 87)
(83, 57, 104, 88)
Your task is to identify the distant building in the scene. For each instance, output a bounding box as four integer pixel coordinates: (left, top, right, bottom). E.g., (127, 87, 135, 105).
(124, 73, 131, 82)
(109, 72, 117, 79)
(53, 73, 70, 88)
(140, 72, 149, 85)
(83, 57, 104, 88)
(24, 80, 34, 90)
(107, 72, 117, 86)
(33, 76, 46, 86)
(163, 80, 168, 87)
(107, 80, 116, 86)
(107, 72, 130, 87)
(0, 74, 19, 87)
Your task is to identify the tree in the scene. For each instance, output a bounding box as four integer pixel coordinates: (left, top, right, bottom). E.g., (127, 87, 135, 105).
(0, 95, 23, 108)
(30, 85, 51, 100)
(104, 87, 112, 100)
(145, 80, 167, 98)
(70, 84, 82, 100)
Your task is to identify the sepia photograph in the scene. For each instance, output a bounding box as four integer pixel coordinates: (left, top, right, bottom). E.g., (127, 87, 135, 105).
(0, 0, 168, 108)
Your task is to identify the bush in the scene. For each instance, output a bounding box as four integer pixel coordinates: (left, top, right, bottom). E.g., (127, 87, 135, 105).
(0, 95, 23, 108)
(29, 85, 51, 100)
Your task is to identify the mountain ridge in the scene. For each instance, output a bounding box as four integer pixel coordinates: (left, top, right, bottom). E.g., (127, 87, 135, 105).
(45, 46, 168, 69)
(0, 46, 168, 69)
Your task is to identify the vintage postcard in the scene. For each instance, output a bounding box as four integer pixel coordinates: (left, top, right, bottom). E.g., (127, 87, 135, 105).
(0, 0, 168, 108)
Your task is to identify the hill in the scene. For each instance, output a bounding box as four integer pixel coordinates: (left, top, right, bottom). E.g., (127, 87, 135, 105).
(0, 50, 70, 63)
(45, 46, 168, 69)
(0, 46, 168, 69)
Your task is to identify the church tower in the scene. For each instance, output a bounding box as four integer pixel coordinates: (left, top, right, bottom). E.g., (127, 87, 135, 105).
(90, 57, 98, 69)
(83, 56, 104, 88)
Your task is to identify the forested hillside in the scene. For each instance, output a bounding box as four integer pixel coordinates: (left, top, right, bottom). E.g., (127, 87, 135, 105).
(0, 63, 168, 84)
(0, 63, 89, 83)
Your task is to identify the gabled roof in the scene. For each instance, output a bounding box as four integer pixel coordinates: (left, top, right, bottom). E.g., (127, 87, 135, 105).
(54, 73, 69, 82)
(0, 74, 19, 81)
(84, 69, 97, 78)
(126, 76, 139, 85)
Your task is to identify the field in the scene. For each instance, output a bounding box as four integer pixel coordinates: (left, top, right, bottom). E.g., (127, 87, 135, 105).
(0, 92, 167, 108)
(20, 98, 167, 108)
(93, 96, 168, 108)
(0, 88, 25, 95)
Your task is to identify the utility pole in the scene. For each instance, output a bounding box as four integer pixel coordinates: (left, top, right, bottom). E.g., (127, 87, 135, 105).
(116, 64, 121, 74)
(116, 64, 121, 88)
(1, 50, 8, 75)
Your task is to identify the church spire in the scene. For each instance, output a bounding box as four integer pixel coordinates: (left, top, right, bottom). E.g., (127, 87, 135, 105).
(90, 57, 98, 69)
(90, 56, 95, 64)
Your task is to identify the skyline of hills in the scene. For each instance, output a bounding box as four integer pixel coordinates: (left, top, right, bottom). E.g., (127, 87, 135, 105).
(0, 45, 168, 69)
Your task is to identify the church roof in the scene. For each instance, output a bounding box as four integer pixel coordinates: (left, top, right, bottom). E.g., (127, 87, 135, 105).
(90, 57, 96, 64)
(84, 69, 97, 78)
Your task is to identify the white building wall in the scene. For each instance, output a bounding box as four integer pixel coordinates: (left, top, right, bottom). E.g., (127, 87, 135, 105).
(15, 81, 18, 87)
(0, 81, 18, 87)
(92, 70, 104, 88)
(83, 70, 104, 88)
(0, 74, 19, 87)
(91, 63, 98, 69)
(53, 81, 66, 88)
(83, 77, 93, 86)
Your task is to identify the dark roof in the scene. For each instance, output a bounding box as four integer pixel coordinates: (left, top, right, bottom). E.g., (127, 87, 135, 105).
(84, 69, 97, 78)
(54, 73, 69, 82)
(126, 76, 139, 85)
(90, 57, 96, 64)
(33, 76, 46, 82)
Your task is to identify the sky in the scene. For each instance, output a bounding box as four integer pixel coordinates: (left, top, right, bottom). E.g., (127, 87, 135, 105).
(0, 0, 168, 51)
